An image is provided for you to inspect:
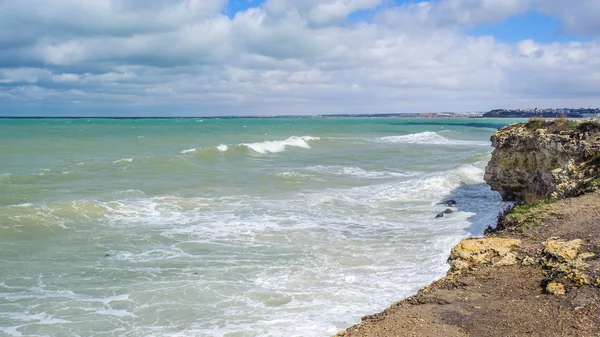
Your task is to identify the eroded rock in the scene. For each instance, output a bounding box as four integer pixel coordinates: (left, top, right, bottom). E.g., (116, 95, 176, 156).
(449, 238, 521, 272)
(540, 238, 597, 294)
(546, 281, 566, 295)
(543, 239, 583, 261)
(484, 120, 600, 203)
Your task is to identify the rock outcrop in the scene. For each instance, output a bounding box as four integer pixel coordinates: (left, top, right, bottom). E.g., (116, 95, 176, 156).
(448, 238, 521, 272)
(484, 119, 600, 203)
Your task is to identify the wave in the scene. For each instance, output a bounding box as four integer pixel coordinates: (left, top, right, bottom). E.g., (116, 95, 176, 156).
(113, 158, 134, 164)
(241, 136, 319, 154)
(180, 148, 196, 154)
(178, 136, 319, 157)
(0, 158, 510, 336)
(297, 166, 413, 179)
(376, 131, 490, 146)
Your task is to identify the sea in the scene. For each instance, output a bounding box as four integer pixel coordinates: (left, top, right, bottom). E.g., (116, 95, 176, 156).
(0, 117, 518, 337)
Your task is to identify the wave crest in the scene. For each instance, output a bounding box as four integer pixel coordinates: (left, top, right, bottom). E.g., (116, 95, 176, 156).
(376, 132, 489, 146)
(241, 136, 319, 154)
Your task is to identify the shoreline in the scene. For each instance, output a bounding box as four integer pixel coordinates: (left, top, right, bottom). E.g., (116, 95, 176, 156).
(335, 190, 600, 336)
(335, 120, 600, 336)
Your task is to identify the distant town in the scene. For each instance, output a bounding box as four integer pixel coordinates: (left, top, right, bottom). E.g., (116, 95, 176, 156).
(481, 108, 600, 118)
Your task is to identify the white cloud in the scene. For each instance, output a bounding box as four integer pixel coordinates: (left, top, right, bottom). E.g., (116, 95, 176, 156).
(52, 73, 81, 82)
(539, 0, 600, 37)
(39, 41, 88, 66)
(0, 68, 50, 83)
(431, 0, 533, 26)
(264, 0, 381, 24)
(0, 0, 599, 115)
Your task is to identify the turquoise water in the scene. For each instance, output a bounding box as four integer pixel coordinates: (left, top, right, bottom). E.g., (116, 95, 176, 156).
(0, 118, 516, 336)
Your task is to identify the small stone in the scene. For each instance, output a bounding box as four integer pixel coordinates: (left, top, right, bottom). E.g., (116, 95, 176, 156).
(435, 212, 444, 218)
(450, 260, 470, 271)
(546, 281, 566, 295)
(443, 208, 454, 214)
(521, 256, 537, 266)
(495, 252, 518, 266)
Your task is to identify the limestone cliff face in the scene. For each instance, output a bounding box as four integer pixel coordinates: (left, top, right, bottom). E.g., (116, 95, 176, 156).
(484, 120, 600, 203)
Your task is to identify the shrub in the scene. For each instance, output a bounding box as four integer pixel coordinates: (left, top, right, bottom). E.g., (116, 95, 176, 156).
(576, 120, 600, 134)
(551, 115, 578, 132)
(525, 117, 545, 130)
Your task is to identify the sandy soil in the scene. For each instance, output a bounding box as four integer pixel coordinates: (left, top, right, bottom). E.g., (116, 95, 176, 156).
(335, 191, 600, 337)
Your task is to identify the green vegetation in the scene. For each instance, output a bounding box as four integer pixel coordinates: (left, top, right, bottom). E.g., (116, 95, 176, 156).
(524, 116, 579, 133)
(512, 200, 554, 215)
(525, 117, 544, 130)
(487, 200, 555, 235)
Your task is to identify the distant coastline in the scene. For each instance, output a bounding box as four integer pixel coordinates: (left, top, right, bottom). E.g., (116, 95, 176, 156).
(1, 108, 599, 119)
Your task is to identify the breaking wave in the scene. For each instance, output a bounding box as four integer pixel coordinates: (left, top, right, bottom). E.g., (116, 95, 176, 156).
(241, 136, 319, 154)
(376, 132, 490, 146)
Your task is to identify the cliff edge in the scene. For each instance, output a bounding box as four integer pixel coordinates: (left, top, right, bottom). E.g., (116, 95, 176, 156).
(484, 119, 600, 203)
(335, 120, 600, 337)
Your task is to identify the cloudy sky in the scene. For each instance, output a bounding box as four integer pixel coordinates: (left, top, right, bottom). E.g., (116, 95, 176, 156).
(0, 0, 599, 116)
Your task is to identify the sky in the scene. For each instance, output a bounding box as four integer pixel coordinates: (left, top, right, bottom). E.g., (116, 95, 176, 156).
(0, 0, 599, 116)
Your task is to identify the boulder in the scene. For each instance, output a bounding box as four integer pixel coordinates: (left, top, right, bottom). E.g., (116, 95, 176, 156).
(448, 238, 521, 272)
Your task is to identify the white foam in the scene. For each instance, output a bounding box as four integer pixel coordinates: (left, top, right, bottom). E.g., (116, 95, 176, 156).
(0, 129, 509, 337)
(305, 166, 411, 179)
(113, 158, 134, 164)
(180, 148, 197, 154)
(242, 136, 319, 154)
(12, 203, 34, 208)
(9, 313, 71, 324)
(376, 132, 489, 146)
(0, 326, 23, 337)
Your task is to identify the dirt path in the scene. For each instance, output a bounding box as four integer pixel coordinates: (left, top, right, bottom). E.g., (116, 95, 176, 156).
(335, 191, 600, 337)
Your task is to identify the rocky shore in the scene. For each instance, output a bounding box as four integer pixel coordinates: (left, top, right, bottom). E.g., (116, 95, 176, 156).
(335, 119, 600, 336)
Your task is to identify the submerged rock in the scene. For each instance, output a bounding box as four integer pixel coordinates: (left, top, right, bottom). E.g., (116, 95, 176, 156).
(443, 208, 453, 214)
(438, 199, 457, 207)
(435, 212, 444, 218)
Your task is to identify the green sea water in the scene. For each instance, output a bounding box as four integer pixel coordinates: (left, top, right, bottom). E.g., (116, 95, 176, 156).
(0, 118, 518, 336)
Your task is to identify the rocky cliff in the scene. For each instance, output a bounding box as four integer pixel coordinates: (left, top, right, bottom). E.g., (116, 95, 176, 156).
(484, 119, 600, 203)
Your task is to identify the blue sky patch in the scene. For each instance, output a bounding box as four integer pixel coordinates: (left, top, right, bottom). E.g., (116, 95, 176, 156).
(469, 11, 590, 43)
